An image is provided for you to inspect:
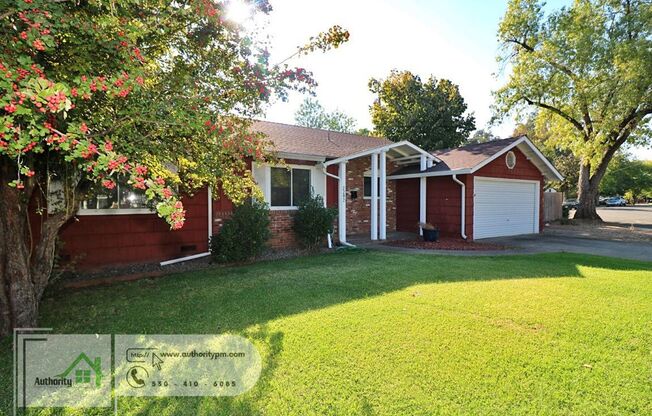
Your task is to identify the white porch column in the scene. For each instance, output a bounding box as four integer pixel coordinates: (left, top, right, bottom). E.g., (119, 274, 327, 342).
(370, 152, 379, 240)
(338, 161, 347, 243)
(419, 155, 427, 235)
(379, 150, 387, 240)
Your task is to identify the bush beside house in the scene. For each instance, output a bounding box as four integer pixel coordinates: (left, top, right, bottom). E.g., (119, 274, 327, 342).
(210, 201, 270, 263)
(293, 194, 338, 250)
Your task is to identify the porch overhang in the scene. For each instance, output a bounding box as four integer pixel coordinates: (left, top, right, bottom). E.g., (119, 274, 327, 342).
(387, 137, 564, 182)
(321, 141, 439, 167)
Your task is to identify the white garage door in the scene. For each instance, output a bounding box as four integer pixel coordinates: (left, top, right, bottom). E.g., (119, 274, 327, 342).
(473, 177, 539, 239)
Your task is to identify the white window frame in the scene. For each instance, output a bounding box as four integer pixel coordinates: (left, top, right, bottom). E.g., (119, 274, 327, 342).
(268, 165, 312, 210)
(78, 181, 154, 216)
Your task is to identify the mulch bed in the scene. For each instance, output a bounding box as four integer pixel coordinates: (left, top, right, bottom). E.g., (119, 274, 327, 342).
(383, 237, 506, 251)
(56, 247, 330, 290)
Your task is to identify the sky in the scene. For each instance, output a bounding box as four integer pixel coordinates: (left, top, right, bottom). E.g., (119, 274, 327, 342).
(251, 0, 651, 160)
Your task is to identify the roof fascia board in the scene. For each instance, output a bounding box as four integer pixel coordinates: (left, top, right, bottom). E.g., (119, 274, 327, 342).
(276, 152, 327, 162)
(388, 168, 472, 180)
(517, 137, 565, 181)
(467, 136, 564, 181)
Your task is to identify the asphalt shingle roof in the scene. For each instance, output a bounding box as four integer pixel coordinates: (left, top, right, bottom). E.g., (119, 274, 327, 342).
(252, 120, 391, 159)
(391, 137, 524, 176)
(432, 137, 522, 170)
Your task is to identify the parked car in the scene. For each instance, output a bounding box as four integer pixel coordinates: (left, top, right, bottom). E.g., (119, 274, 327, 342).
(605, 197, 627, 207)
(563, 198, 579, 209)
(598, 196, 608, 206)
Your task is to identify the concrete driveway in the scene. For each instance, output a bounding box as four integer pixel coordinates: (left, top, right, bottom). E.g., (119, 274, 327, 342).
(484, 233, 652, 263)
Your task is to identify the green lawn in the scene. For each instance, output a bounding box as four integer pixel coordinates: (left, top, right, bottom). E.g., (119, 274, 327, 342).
(1, 250, 651, 415)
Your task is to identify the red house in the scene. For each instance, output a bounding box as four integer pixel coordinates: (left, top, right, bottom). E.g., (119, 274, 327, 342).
(57, 121, 562, 269)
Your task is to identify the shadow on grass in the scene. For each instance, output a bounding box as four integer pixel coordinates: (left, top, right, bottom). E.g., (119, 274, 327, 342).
(2, 250, 651, 415)
(37, 250, 652, 335)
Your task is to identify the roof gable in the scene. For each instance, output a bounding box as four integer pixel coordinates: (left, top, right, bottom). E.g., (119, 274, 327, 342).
(390, 136, 563, 181)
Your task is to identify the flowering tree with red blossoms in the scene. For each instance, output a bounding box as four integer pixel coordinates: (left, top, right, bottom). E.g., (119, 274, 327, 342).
(0, 0, 349, 336)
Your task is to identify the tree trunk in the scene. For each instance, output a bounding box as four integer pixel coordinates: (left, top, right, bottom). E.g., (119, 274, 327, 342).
(575, 162, 602, 220)
(0, 176, 39, 335)
(0, 164, 75, 338)
(574, 139, 623, 221)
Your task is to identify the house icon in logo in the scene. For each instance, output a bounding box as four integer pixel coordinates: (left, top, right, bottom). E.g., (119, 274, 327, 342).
(56, 353, 103, 387)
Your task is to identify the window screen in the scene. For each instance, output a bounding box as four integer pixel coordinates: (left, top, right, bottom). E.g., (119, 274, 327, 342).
(292, 169, 310, 205)
(270, 167, 291, 206)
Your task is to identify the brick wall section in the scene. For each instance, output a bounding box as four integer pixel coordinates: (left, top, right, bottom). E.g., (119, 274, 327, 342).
(268, 210, 298, 248)
(211, 156, 400, 248)
(396, 147, 546, 240)
(332, 157, 398, 239)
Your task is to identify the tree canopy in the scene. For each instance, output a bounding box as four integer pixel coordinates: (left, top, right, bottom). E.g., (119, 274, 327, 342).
(495, 0, 652, 219)
(0, 0, 348, 335)
(513, 118, 580, 196)
(369, 70, 475, 150)
(468, 129, 498, 145)
(294, 97, 357, 133)
(600, 154, 652, 201)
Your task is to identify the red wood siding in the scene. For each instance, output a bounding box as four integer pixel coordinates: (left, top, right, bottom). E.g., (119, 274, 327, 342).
(395, 147, 546, 240)
(395, 178, 419, 233)
(326, 164, 338, 208)
(395, 176, 467, 238)
(58, 189, 209, 269)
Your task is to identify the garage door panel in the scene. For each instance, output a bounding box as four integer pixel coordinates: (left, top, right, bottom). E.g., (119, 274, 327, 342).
(473, 178, 538, 239)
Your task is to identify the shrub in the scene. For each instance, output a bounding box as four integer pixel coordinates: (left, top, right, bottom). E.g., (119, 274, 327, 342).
(293, 193, 338, 250)
(624, 190, 635, 205)
(210, 200, 270, 263)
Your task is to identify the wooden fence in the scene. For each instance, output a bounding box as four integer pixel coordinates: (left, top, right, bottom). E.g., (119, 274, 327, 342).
(544, 192, 563, 222)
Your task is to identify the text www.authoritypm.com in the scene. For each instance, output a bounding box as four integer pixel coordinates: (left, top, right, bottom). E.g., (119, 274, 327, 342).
(157, 350, 246, 360)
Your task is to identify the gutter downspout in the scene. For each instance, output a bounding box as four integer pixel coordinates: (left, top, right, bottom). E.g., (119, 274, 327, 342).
(451, 174, 468, 240)
(160, 187, 213, 266)
(321, 166, 356, 248)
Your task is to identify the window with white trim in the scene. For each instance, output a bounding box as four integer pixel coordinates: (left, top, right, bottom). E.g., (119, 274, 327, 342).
(79, 178, 151, 214)
(363, 175, 381, 198)
(270, 167, 311, 207)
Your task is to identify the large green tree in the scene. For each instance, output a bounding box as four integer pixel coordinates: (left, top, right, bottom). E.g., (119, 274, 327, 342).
(294, 97, 357, 133)
(369, 70, 475, 150)
(0, 0, 348, 336)
(514, 118, 581, 196)
(600, 154, 652, 200)
(495, 0, 652, 220)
